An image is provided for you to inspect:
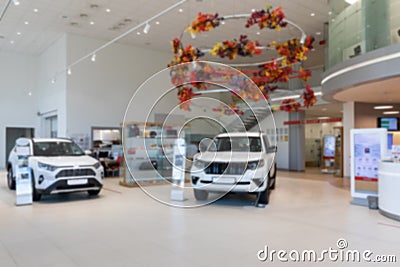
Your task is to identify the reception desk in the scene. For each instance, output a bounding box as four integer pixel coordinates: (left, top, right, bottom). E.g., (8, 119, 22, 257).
(378, 161, 400, 221)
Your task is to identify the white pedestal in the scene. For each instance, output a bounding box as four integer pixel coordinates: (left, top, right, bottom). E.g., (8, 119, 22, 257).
(378, 161, 400, 221)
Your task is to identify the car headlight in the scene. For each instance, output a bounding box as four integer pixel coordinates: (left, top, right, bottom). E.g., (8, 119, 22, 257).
(93, 162, 101, 169)
(247, 160, 265, 170)
(193, 160, 205, 169)
(38, 162, 59, 172)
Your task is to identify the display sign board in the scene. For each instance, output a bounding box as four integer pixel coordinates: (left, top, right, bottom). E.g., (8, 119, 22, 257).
(350, 128, 387, 199)
(15, 167, 32, 206)
(323, 135, 336, 157)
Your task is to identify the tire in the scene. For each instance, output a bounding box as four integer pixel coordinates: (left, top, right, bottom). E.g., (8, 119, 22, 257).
(31, 172, 41, 201)
(194, 189, 208, 201)
(269, 163, 277, 190)
(88, 189, 101, 196)
(7, 166, 16, 190)
(256, 183, 270, 206)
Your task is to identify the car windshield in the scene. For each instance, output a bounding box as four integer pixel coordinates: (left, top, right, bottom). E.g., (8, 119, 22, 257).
(33, 141, 84, 156)
(209, 137, 262, 152)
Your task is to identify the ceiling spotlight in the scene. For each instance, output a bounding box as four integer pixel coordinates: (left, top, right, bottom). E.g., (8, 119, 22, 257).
(178, 8, 183, 13)
(251, 9, 256, 12)
(155, 21, 160, 25)
(10, 40, 14, 44)
(316, 32, 321, 35)
(221, 21, 225, 25)
(51, 78, 56, 84)
(67, 68, 72, 75)
(374, 105, 394, 110)
(91, 54, 96, 62)
(191, 32, 196, 39)
(33, 8, 39, 13)
(17, 32, 21, 35)
(136, 31, 141, 35)
(256, 32, 260, 35)
(28, 92, 32, 96)
(106, 8, 111, 13)
(90, 21, 95, 25)
(310, 13, 315, 17)
(143, 23, 151, 34)
(12, 0, 20, 6)
(24, 21, 29, 25)
(328, 11, 333, 15)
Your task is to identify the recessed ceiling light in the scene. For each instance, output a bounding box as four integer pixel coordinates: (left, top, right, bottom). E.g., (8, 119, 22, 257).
(316, 32, 321, 35)
(12, 0, 20, 6)
(383, 111, 399, 115)
(178, 8, 183, 13)
(17, 32, 21, 35)
(331, 19, 335, 22)
(155, 21, 160, 25)
(221, 21, 225, 25)
(310, 13, 315, 17)
(24, 21, 29, 25)
(256, 32, 260, 35)
(328, 11, 333, 15)
(374, 105, 394, 110)
(136, 31, 141, 35)
(10, 40, 14, 44)
(33, 8, 39, 13)
(345, 0, 358, 4)
(90, 21, 95, 25)
(106, 8, 111, 13)
(251, 9, 256, 12)
(28, 92, 32, 96)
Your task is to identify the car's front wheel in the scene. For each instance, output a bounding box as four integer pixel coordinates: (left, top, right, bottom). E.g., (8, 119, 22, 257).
(194, 189, 208, 201)
(88, 189, 101, 196)
(31, 172, 41, 201)
(7, 167, 16, 190)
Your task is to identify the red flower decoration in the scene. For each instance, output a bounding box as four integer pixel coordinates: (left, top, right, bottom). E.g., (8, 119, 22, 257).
(302, 84, 317, 108)
(280, 99, 301, 112)
(187, 13, 221, 35)
(177, 86, 194, 111)
(246, 6, 287, 30)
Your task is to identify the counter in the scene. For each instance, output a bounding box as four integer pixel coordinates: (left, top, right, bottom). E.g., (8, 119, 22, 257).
(378, 161, 400, 221)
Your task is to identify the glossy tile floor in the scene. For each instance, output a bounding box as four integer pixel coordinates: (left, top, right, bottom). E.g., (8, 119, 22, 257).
(1, 169, 399, 267)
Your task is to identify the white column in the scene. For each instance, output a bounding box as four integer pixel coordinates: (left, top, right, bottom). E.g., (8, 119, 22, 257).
(343, 102, 355, 177)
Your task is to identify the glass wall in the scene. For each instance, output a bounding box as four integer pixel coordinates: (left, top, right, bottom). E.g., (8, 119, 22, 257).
(327, 0, 400, 69)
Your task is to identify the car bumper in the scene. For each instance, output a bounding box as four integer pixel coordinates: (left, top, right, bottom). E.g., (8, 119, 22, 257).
(37, 178, 103, 194)
(191, 169, 267, 193)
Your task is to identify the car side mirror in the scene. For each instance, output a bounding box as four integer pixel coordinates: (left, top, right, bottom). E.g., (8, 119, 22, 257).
(267, 145, 277, 153)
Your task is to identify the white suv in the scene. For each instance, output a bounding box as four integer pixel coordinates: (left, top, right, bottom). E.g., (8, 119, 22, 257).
(190, 132, 277, 205)
(7, 138, 104, 201)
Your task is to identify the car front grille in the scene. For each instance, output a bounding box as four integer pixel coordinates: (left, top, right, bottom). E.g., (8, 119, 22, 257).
(56, 169, 96, 178)
(205, 162, 247, 175)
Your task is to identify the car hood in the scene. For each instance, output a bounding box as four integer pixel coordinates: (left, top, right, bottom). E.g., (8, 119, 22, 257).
(195, 152, 263, 163)
(32, 156, 98, 167)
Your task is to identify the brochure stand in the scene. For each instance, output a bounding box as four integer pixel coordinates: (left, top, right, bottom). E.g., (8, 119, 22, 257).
(15, 138, 33, 206)
(170, 138, 187, 201)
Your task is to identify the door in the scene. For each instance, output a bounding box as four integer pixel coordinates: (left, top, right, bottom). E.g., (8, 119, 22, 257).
(5, 127, 34, 166)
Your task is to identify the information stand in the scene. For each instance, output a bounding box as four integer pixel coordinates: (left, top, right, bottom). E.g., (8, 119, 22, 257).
(15, 138, 33, 206)
(170, 138, 186, 201)
(350, 128, 387, 206)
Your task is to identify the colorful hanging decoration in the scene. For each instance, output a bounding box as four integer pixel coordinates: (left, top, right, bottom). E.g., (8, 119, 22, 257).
(168, 4, 318, 113)
(245, 5, 287, 31)
(186, 13, 221, 36)
(177, 86, 195, 111)
(302, 84, 317, 108)
(212, 103, 244, 116)
(210, 35, 262, 60)
(280, 99, 301, 112)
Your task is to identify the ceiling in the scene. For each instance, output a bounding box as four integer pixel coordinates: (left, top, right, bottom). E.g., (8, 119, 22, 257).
(1, 0, 349, 119)
(334, 76, 400, 104)
(0, 0, 330, 62)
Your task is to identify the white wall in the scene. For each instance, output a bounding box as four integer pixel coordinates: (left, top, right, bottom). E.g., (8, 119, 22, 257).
(0, 51, 37, 169)
(36, 35, 67, 137)
(66, 34, 173, 139)
(255, 110, 290, 169)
